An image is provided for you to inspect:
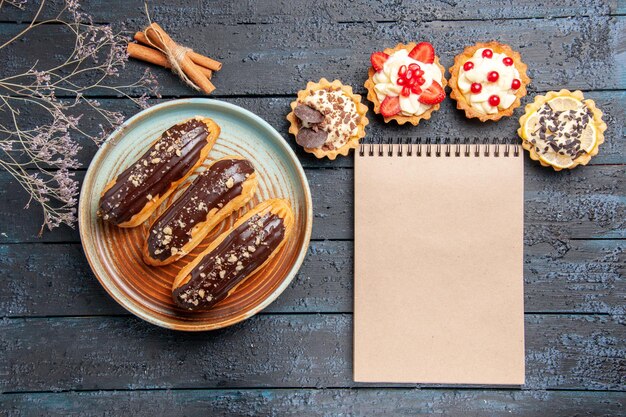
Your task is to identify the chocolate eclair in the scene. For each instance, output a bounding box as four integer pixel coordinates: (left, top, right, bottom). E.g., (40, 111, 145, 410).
(143, 156, 258, 266)
(172, 198, 294, 311)
(98, 117, 219, 227)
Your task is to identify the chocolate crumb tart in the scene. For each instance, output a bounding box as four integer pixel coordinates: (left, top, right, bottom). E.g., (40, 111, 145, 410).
(287, 78, 369, 160)
(518, 90, 606, 170)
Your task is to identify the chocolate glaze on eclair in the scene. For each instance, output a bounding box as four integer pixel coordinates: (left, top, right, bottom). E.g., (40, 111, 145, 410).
(98, 117, 219, 228)
(172, 199, 294, 311)
(143, 156, 257, 266)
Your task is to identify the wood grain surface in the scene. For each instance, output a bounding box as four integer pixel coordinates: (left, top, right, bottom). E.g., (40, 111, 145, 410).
(2, 315, 625, 391)
(0, 0, 624, 415)
(0, 16, 623, 95)
(2, 390, 625, 417)
(1, 240, 623, 316)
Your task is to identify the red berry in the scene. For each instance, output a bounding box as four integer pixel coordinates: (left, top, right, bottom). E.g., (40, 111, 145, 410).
(470, 83, 482, 93)
(463, 61, 474, 71)
(487, 71, 499, 82)
(370, 52, 389, 71)
(380, 95, 401, 117)
(503, 57, 514, 66)
(408, 42, 435, 64)
(511, 79, 521, 90)
(395, 59, 432, 95)
(482, 49, 493, 58)
(488, 95, 500, 107)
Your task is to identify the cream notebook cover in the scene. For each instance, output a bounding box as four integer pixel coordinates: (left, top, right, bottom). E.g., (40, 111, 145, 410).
(354, 140, 525, 384)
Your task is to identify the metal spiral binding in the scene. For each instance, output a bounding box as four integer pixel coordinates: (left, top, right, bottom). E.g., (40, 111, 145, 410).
(358, 137, 520, 157)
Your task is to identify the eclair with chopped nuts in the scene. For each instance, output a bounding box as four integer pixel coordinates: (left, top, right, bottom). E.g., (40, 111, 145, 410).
(142, 156, 258, 266)
(98, 117, 220, 227)
(172, 198, 294, 311)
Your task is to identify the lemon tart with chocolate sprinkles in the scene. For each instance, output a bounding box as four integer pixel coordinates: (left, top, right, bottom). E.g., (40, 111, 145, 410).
(287, 78, 369, 160)
(518, 90, 607, 170)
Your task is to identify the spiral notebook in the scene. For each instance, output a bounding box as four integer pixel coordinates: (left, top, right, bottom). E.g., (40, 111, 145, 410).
(354, 138, 525, 385)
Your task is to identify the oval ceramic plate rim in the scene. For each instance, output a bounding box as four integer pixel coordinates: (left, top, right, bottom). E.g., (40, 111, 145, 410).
(78, 98, 312, 331)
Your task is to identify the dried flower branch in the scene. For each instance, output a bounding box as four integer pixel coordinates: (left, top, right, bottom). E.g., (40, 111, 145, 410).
(0, 0, 27, 10)
(0, 0, 159, 235)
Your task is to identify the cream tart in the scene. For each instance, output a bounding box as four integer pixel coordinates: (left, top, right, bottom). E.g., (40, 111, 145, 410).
(287, 78, 369, 160)
(518, 90, 606, 170)
(365, 42, 446, 125)
(449, 41, 530, 122)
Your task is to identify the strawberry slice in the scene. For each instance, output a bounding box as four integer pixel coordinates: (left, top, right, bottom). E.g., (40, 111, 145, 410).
(380, 96, 401, 117)
(418, 80, 445, 105)
(370, 52, 389, 71)
(408, 42, 435, 64)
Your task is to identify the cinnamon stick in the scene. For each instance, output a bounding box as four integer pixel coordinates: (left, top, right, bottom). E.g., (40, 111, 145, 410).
(127, 42, 213, 79)
(135, 29, 222, 72)
(144, 23, 215, 94)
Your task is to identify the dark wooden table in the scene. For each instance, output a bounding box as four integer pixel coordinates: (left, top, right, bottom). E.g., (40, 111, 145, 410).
(1, 1, 625, 415)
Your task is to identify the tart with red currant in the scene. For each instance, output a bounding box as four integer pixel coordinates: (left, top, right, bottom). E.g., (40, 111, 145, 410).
(364, 42, 447, 125)
(449, 41, 530, 122)
(286, 78, 369, 160)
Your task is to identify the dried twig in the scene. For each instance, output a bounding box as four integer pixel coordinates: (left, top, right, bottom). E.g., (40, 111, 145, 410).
(0, 0, 160, 235)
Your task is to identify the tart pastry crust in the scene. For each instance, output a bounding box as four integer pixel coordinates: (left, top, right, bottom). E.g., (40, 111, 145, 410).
(449, 41, 530, 122)
(287, 78, 369, 160)
(364, 42, 447, 125)
(518, 89, 607, 171)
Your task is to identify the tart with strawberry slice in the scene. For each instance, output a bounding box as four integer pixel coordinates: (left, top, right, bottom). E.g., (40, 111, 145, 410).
(365, 42, 447, 125)
(449, 41, 530, 122)
(286, 78, 369, 160)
